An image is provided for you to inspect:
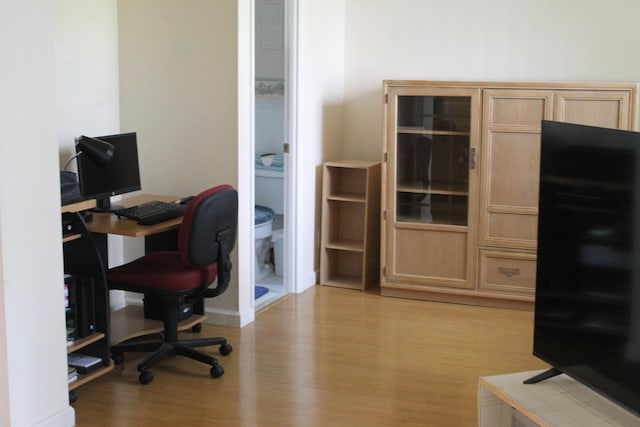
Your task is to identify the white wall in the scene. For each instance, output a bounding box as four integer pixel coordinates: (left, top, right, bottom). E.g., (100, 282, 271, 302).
(55, 0, 126, 311)
(255, 0, 285, 158)
(118, 0, 238, 198)
(341, 0, 640, 160)
(117, 0, 241, 323)
(255, 0, 285, 79)
(56, 1, 121, 162)
(296, 0, 346, 287)
(255, 0, 285, 162)
(255, 98, 285, 155)
(0, 1, 74, 425)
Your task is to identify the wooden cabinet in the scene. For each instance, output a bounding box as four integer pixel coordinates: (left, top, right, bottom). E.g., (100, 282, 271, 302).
(381, 80, 639, 308)
(320, 160, 381, 290)
(62, 199, 113, 402)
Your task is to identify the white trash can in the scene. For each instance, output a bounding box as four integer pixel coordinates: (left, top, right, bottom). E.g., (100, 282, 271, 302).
(271, 229, 284, 277)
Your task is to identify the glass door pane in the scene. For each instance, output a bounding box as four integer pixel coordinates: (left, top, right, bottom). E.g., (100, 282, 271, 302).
(395, 96, 471, 225)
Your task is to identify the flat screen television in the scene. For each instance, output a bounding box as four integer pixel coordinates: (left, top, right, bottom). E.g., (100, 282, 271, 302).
(76, 132, 141, 211)
(529, 120, 640, 416)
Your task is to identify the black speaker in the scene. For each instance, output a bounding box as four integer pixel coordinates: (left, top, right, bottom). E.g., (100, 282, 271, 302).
(75, 277, 95, 338)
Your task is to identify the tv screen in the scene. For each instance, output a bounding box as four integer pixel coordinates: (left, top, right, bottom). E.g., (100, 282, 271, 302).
(76, 132, 141, 211)
(531, 120, 640, 415)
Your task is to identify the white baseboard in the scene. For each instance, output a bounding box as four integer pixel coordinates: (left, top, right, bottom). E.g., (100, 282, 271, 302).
(293, 271, 317, 294)
(32, 406, 75, 427)
(203, 306, 251, 328)
(121, 295, 248, 328)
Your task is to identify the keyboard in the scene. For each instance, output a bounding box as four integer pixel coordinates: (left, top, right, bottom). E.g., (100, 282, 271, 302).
(115, 200, 185, 225)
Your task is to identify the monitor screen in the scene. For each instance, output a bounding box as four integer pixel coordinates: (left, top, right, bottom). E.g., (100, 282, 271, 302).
(76, 132, 141, 211)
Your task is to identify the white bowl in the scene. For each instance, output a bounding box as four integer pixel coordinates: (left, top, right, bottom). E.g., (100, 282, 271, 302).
(260, 153, 276, 167)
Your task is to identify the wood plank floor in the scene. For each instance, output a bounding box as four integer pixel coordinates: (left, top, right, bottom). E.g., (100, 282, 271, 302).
(73, 285, 548, 426)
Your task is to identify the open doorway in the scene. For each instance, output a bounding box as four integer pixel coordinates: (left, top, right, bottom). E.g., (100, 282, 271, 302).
(254, 0, 287, 311)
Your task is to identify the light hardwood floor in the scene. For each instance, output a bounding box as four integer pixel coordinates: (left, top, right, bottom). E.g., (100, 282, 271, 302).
(73, 285, 548, 426)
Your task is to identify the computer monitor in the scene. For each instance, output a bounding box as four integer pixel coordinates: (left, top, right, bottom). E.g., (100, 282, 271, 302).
(76, 132, 141, 211)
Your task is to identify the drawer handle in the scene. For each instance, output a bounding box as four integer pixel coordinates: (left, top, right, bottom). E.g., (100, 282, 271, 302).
(498, 267, 520, 278)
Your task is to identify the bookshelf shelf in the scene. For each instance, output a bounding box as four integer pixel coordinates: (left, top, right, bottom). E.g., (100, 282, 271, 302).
(62, 199, 112, 402)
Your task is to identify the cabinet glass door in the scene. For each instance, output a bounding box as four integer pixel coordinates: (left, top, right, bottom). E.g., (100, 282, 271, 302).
(395, 95, 471, 226)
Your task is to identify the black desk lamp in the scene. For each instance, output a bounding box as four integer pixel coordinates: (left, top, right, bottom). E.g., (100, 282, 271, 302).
(63, 136, 115, 170)
(61, 136, 115, 205)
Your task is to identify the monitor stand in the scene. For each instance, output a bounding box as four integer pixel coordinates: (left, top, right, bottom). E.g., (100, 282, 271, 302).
(92, 196, 125, 213)
(523, 367, 561, 384)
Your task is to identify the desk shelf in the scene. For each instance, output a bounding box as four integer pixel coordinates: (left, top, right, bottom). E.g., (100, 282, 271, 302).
(67, 332, 105, 353)
(61, 199, 96, 213)
(110, 305, 206, 346)
(62, 233, 82, 243)
(69, 364, 113, 391)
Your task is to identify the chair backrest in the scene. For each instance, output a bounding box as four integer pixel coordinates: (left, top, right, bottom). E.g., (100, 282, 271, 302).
(177, 185, 238, 294)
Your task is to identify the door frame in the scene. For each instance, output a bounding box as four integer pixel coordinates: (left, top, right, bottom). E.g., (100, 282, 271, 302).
(237, 0, 299, 326)
(283, 0, 299, 296)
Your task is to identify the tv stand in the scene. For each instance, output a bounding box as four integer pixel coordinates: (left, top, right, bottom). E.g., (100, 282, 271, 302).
(479, 370, 640, 426)
(522, 367, 561, 384)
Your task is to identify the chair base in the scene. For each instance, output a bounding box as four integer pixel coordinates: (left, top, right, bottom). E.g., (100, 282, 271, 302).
(112, 335, 232, 384)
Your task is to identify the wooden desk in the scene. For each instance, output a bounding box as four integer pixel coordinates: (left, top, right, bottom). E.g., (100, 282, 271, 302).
(88, 194, 181, 237)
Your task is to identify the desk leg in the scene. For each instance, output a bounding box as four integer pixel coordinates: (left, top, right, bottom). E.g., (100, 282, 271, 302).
(91, 232, 108, 269)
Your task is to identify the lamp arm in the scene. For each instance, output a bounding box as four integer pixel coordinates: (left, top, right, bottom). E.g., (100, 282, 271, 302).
(62, 151, 83, 171)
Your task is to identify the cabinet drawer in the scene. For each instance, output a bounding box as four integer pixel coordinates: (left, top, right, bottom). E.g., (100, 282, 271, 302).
(478, 250, 536, 295)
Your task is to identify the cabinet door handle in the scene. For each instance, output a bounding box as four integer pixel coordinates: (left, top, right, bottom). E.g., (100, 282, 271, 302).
(498, 267, 521, 277)
(470, 147, 476, 169)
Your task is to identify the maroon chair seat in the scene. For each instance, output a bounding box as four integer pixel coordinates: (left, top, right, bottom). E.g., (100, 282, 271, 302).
(108, 252, 218, 294)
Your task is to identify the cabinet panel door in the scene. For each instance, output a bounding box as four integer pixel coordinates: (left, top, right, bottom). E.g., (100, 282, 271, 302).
(480, 90, 554, 249)
(555, 90, 632, 130)
(390, 226, 472, 288)
(383, 86, 480, 289)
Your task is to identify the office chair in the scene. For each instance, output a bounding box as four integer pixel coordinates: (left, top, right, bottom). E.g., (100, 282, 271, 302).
(107, 185, 238, 385)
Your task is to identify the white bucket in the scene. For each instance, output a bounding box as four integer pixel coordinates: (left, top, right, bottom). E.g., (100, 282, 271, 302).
(272, 229, 284, 277)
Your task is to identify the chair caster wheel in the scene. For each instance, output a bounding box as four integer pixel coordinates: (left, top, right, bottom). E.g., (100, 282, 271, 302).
(112, 353, 124, 365)
(69, 390, 78, 404)
(191, 323, 202, 333)
(219, 343, 233, 356)
(139, 370, 154, 385)
(210, 364, 224, 378)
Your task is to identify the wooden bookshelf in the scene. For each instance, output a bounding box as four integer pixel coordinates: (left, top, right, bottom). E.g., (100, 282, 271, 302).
(320, 160, 381, 290)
